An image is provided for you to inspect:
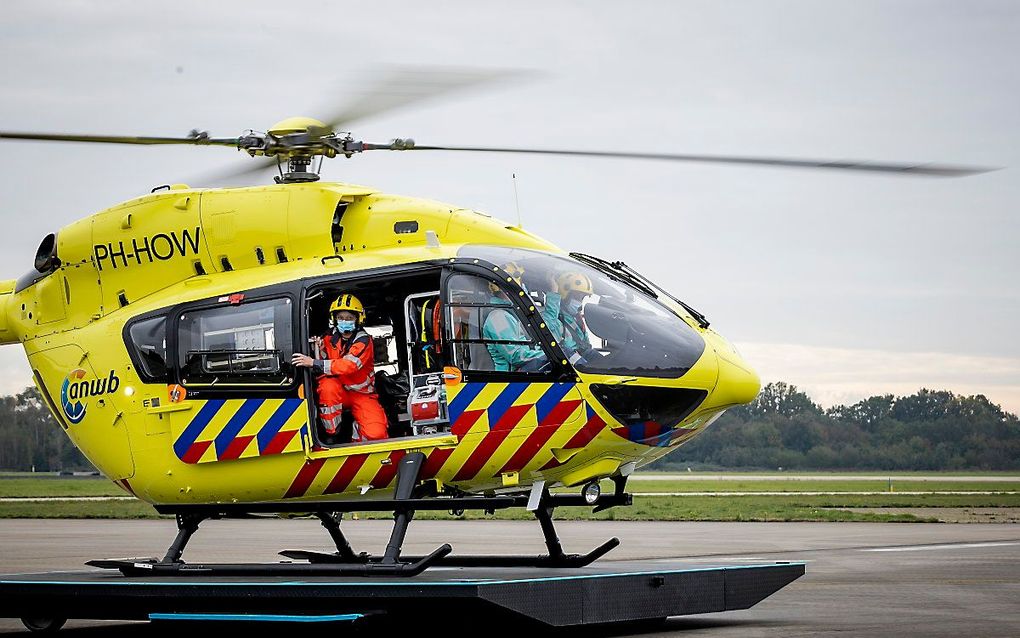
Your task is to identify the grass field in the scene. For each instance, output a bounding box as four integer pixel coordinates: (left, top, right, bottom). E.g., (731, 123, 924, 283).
(623, 479, 1020, 493)
(0, 499, 157, 519)
(353, 493, 1019, 523)
(0, 479, 125, 498)
(1, 473, 1018, 522)
(639, 470, 1020, 477)
(4, 477, 1018, 499)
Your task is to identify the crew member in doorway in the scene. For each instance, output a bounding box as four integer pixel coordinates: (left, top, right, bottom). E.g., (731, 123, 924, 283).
(483, 262, 548, 372)
(291, 293, 388, 441)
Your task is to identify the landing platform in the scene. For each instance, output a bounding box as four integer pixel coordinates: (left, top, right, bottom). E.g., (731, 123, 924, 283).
(0, 560, 804, 628)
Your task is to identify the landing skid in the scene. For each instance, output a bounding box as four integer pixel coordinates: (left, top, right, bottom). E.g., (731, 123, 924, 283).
(88, 546, 451, 578)
(87, 454, 630, 578)
(280, 540, 620, 569)
(280, 481, 621, 569)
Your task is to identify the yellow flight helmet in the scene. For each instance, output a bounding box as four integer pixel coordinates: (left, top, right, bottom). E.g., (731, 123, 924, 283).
(329, 293, 365, 320)
(490, 261, 526, 294)
(557, 271, 594, 296)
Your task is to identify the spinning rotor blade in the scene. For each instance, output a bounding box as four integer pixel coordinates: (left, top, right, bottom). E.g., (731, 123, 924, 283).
(322, 66, 527, 131)
(0, 131, 238, 147)
(366, 144, 993, 177)
(193, 67, 530, 185)
(194, 156, 279, 186)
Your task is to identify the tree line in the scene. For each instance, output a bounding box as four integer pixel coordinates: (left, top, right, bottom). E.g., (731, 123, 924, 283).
(0, 388, 91, 472)
(0, 383, 1017, 472)
(652, 382, 1020, 471)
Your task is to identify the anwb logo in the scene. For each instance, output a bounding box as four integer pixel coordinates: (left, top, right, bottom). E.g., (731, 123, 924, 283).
(60, 369, 121, 425)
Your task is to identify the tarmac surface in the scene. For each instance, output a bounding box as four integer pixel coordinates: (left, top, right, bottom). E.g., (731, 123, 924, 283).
(0, 519, 1018, 636)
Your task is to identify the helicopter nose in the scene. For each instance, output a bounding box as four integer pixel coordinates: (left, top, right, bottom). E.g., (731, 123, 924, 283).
(710, 348, 761, 407)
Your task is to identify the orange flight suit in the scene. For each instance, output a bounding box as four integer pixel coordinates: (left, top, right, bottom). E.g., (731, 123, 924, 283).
(316, 329, 388, 441)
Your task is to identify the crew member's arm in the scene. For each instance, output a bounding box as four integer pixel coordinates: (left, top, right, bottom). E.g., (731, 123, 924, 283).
(484, 309, 545, 369)
(291, 336, 323, 372)
(319, 334, 372, 382)
(291, 334, 373, 381)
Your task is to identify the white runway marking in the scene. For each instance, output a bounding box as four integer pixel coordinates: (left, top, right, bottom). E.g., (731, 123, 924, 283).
(863, 542, 1020, 552)
(4, 491, 1017, 502)
(633, 474, 1020, 482)
(634, 491, 1019, 496)
(0, 497, 134, 502)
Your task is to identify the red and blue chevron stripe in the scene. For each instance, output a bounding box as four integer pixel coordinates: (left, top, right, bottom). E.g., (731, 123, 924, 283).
(282, 381, 588, 499)
(173, 398, 306, 464)
(542, 404, 608, 470)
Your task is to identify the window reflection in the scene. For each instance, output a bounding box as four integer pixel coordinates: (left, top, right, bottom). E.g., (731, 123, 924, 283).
(178, 298, 294, 385)
(445, 273, 546, 373)
(127, 315, 168, 382)
(457, 246, 705, 378)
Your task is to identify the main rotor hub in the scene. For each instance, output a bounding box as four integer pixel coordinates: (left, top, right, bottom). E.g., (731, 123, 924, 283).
(239, 117, 350, 183)
(267, 116, 332, 138)
(233, 118, 415, 183)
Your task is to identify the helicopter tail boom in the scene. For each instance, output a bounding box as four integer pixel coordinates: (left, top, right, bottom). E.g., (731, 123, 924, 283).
(0, 280, 17, 345)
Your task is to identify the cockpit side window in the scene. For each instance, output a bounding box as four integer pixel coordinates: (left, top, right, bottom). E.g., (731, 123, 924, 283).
(126, 314, 169, 383)
(444, 273, 547, 374)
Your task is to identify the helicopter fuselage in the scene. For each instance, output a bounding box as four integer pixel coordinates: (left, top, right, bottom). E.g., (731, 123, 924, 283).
(0, 182, 759, 506)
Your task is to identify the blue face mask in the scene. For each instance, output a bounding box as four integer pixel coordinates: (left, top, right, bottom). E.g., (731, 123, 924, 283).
(337, 319, 356, 333)
(566, 299, 583, 315)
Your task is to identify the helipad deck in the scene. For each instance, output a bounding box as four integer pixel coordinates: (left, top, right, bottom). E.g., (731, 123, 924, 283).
(0, 559, 804, 628)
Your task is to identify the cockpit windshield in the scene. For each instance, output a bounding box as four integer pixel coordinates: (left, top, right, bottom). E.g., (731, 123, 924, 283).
(458, 246, 706, 378)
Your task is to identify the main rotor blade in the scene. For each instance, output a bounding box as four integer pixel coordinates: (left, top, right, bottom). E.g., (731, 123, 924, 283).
(323, 66, 528, 131)
(0, 131, 238, 147)
(192, 156, 280, 187)
(377, 144, 993, 177)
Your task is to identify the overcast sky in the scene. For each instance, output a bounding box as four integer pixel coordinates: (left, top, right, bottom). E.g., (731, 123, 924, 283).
(1, 1, 1018, 413)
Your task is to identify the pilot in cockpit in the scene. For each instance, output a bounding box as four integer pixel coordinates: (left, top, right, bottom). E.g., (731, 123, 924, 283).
(555, 271, 598, 362)
(534, 270, 587, 366)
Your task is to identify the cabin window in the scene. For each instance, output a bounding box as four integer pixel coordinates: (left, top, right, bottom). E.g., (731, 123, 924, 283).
(444, 273, 548, 374)
(177, 297, 294, 387)
(127, 315, 169, 382)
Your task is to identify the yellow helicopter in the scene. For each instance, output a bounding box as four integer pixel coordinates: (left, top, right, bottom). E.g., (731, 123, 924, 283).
(0, 81, 986, 576)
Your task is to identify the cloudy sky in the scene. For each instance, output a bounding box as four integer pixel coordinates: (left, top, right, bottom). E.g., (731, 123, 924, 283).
(1, 1, 1018, 413)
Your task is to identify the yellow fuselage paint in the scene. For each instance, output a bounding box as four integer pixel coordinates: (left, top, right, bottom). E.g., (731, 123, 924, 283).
(0, 182, 759, 506)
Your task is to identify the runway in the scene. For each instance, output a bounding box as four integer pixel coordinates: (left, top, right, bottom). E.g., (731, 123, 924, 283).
(0, 519, 1017, 636)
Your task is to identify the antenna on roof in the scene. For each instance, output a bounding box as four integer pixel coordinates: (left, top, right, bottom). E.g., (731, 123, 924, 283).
(512, 172, 522, 228)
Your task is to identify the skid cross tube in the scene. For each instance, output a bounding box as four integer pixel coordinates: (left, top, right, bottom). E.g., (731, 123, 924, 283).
(315, 512, 362, 562)
(536, 498, 565, 560)
(382, 452, 426, 565)
(162, 513, 206, 564)
(530, 488, 620, 567)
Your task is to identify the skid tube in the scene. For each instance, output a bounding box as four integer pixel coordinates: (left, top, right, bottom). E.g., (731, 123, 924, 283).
(89, 457, 633, 578)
